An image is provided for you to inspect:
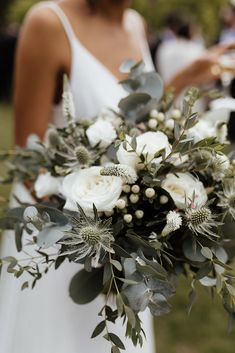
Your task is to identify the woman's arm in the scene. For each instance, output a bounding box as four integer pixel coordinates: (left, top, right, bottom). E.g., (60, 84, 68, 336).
(14, 7, 68, 147)
(166, 43, 235, 95)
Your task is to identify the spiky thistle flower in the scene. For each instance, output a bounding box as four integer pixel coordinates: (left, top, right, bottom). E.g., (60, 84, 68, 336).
(162, 211, 182, 237)
(59, 205, 114, 267)
(100, 164, 138, 184)
(218, 178, 235, 220)
(185, 205, 220, 238)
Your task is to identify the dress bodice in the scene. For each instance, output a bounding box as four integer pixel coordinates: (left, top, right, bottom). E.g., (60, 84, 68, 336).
(39, 1, 154, 126)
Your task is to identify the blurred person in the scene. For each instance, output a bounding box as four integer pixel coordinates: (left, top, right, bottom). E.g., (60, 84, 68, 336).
(156, 12, 205, 84)
(0, 1, 234, 353)
(220, 0, 235, 44)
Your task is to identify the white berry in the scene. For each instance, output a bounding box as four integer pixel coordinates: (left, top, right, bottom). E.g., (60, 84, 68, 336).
(130, 194, 139, 204)
(145, 188, 156, 198)
(116, 199, 126, 209)
(165, 119, 174, 130)
(135, 210, 144, 219)
(124, 214, 133, 223)
(172, 109, 181, 120)
(150, 109, 158, 119)
(160, 195, 169, 205)
(122, 184, 131, 193)
(148, 118, 158, 129)
(131, 185, 140, 194)
(157, 112, 165, 122)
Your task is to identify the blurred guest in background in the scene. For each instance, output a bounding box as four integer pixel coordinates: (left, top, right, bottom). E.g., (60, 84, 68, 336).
(156, 12, 205, 84)
(220, 0, 235, 44)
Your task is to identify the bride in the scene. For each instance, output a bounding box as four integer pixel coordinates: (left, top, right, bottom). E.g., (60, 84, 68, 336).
(0, 1, 230, 352)
(0, 1, 155, 352)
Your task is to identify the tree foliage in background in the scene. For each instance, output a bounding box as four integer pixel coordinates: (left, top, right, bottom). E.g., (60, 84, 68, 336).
(132, 0, 228, 44)
(3, 0, 228, 43)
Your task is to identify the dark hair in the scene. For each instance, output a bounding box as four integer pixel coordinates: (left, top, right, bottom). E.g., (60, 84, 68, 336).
(86, 0, 97, 11)
(165, 12, 193, 40)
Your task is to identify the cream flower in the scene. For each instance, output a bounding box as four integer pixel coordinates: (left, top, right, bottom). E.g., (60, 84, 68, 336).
(61, 166, 122, 213)
(117, 131, 171, 169)
(86, 120, 117, 148)
(34, 172, 63, 198)
(161, 173, 207, 209)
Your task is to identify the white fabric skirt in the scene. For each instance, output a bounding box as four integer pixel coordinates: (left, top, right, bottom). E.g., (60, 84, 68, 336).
(0, 183, 155, 353)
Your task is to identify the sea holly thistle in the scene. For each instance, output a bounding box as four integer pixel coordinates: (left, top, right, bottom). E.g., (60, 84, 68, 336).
(59, 204, 114, 268)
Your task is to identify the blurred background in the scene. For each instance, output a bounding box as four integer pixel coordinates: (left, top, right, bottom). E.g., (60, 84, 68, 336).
(1, 1, 235, 352)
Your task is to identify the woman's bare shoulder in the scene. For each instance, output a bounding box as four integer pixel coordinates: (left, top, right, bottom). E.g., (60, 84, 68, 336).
(20, 2, 63, 44)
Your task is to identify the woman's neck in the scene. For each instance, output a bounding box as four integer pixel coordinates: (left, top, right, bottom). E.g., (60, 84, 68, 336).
(96, 1, 130, 23)
(70, 0, 130, 24)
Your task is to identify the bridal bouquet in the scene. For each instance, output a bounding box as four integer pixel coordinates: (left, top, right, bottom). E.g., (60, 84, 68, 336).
(1, 62, 235, 351)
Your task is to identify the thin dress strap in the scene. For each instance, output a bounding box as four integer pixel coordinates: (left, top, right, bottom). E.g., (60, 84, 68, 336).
(41, 1, 76, 46)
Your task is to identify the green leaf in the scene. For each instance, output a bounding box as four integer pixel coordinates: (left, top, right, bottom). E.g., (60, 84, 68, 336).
(196, 262, 213, 280)
(201, 247, 213, 260)
(103, 263, 112, 285)
(15, 223, 23, 252)
(69, 268, 103, 304)
(187, 287, 197, 315)
(91, 321, 106, 338)
(117, 278, 139, 285)
(116, 293, 124, 315)
(112, 244, 131, 258)
(174, 121, 181, 140)
(110, 259, 122, 272)
(21, 281, 29, 291)
(108, 333, 125, 350)
(125, 305, 136, 328)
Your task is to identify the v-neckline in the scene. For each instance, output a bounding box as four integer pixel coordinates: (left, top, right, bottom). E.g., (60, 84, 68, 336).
(70, 12, 146, 82)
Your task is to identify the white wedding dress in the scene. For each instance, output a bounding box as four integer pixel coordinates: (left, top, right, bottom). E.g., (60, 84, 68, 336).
(0, 2, 156, 353)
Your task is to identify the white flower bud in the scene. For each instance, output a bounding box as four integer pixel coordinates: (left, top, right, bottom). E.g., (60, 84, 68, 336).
(135, 210, 144, 219)
(172, 109, 181, 120)
(116, 199, 126, 210)
(124, 214, 133, 223)
(160, 195, 169, 205)
(162, 211, 182, 237)
(157, 112, 165, 122)
(130, 194, 139, 204)
(148, 119, 158, 129)
(165, 119, 174, 130)
(122, 184, 131, 193)
(131, 185, 140, 194)
(150, 109, 158, 119)
(145, 188, 156, 198)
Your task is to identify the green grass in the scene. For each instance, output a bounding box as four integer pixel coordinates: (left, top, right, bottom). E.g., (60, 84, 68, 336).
(0, 103, 235, 352)
(0, 103, 13, 206)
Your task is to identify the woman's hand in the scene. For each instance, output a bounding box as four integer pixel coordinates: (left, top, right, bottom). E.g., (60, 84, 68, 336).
(166, 42, 235, 94)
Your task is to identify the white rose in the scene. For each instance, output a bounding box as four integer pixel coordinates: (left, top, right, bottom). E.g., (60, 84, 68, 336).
(188, 108, 229, 143)
(34, 172, 62, 198)
(61, 166, 123, 213)
(117, 132, 171, 169)
(86, 120, 117, 148)
(161, 173, 208, 209)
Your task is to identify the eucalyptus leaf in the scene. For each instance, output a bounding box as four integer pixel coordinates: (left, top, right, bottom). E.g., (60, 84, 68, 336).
(91, 321, 106, 338)
(69, 268, 103, 304)
(37, 224, 70, 249)
(183, 238, 206, 263)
